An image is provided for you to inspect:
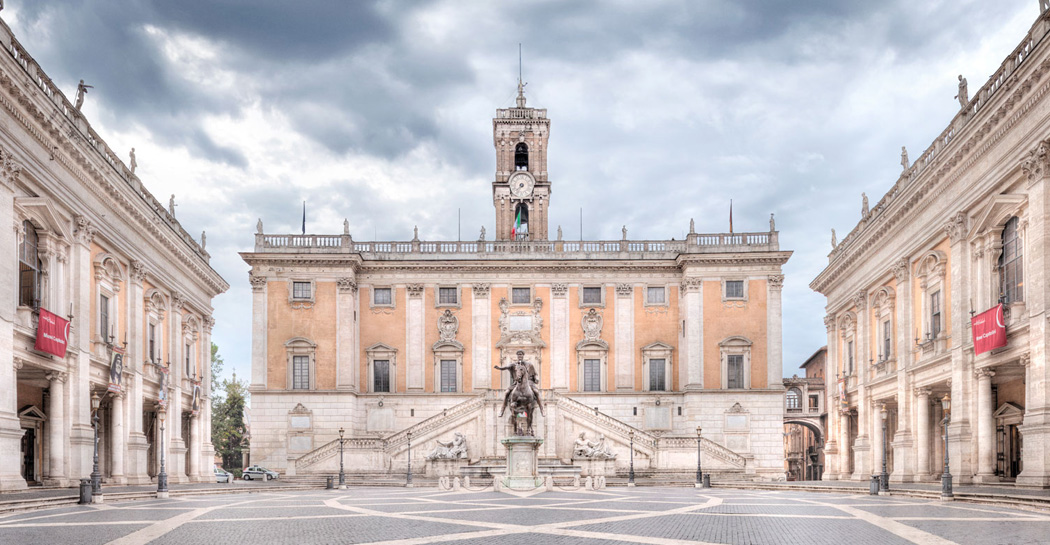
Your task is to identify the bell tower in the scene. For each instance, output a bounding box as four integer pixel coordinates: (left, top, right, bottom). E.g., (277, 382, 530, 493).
(493, 80, 551, 241)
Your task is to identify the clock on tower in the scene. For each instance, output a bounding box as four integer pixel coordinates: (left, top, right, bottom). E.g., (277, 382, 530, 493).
(492, 80, 551, 241)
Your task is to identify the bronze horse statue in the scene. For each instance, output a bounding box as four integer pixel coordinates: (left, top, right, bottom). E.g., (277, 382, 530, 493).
(496, 350, 545, 436)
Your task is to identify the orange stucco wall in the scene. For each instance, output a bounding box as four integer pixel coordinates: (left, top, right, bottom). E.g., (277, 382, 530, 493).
(702, 279, 768, 388)
(633, 285, 680, 390)
(266, 280, 338, 390)
(359, 286, 407, 392)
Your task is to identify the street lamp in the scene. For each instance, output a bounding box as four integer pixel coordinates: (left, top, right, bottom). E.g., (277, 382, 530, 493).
(338, 427, 346, 489)
(695, 426, 704, 488)
(880, 404, 889, 493)
(90, 391, 103, 500)
(941, 393, 953, 499)
(157, 406, 168, 498)
(628, 429, 635, 486)
(406, 431, 413, 487)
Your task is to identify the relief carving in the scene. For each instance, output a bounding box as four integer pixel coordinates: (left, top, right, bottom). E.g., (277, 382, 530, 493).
(582, 308, 603, 341)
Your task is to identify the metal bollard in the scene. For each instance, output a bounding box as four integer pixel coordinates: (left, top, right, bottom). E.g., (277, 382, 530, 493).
(870, 475, 880, 495)
(326, 476, 334, 490)
(79, 479, 92, 505)
(702, 474, 711, 488)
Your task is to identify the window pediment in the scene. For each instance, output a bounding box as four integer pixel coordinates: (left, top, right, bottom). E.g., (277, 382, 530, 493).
(969, 193, 1026, 238)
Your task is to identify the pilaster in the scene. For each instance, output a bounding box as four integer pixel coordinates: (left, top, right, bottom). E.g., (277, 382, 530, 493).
(249, 273, 267, 389)
(45, 372, 68, 486)
(471, 284, 491, 390)
(766, 275, 784, 389)
(336, 278, 358, 391)
(947, 212, 974, 483)
(549, 283, 568, 391)
(406, 284, 424, 391)
(682, 278, 703, 390)
(614, 284, 634, 390)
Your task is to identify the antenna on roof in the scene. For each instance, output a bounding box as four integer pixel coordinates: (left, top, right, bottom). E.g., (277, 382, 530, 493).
(519, 43, 522, 84)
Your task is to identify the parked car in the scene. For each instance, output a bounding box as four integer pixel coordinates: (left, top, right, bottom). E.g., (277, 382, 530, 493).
(214, 468, 233, 483)
(242, 466, 279, 481)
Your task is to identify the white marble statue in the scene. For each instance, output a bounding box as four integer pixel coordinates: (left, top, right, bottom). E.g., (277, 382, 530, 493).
(861, 193, 869, 217)
(901, 146, 909, 171)
(129, 147, 137, 174)
(955, 74, 968, 109)
(74, 79, 92, 110)
(831, 228, 838, 248)
(426, 432, 468, 460)
(573, 432, 616, 459)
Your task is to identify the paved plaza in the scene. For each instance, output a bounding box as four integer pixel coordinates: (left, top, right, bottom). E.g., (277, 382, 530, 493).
(1, 487, 1049, 545)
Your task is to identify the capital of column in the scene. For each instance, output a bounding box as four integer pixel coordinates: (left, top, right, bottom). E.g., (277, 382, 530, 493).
(891, 257, 910, 282)
(249, 272, 267, 292)
(944, 211, 968, 244)
(768, 274, 785, 291)
(974, 367, 996, 380)
(824, 314, 835, 332)
(130, 260, 147, 284)
(913, 386, 932, 398)
(473, 283, 491, 298)
(681, 277, 702, 293)
(853, 289, 867, 311)
(1020, 351, 1031, 368)
(406, 283, 424, 298)
(550, 283, 567, 298)
(337, 277, 357, 293)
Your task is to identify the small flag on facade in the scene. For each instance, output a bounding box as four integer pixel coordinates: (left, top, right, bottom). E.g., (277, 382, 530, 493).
(512, 208, 521, 238)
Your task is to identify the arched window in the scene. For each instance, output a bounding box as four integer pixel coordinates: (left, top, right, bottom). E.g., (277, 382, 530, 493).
(513, 203, 530, 240)
(786, 388, 802, 410)
(19, 220, 41, 308)
(514, 143, 529, 171)
(999, 216, 1023, 303)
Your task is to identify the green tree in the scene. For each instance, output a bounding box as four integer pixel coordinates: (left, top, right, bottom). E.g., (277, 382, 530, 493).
(212, 371, 248, 473)
(211, 342, 224, 387)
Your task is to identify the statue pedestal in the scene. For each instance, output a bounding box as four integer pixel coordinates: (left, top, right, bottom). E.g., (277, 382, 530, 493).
(426, 458, 465, 478)
(576, 458, 615, 477)
(501, 436, 543, 490)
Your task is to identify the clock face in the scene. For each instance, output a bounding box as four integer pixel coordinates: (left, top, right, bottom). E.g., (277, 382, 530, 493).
(510, 172, 535, 198)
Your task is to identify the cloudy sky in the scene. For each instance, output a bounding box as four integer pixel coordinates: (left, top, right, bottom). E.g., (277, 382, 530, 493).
(2, 0, 1038, 384)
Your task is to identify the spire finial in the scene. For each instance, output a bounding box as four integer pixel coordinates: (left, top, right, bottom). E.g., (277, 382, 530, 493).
(516, 43, 527, 108)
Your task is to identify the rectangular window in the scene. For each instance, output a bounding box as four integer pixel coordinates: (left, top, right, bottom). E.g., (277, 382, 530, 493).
(438, 287, 458, 305)
(440, 360, 456, 392)
(882, 319, 891, 359)
(512, 287, 531, 304)
(583, 359, 601, 392)
(292, 281, 311, 300)
(649, 358, 666, 391)
(100, 294, 110, 341)
(149, 324, 156, 362)
(847, 340, 854, 375)
(374, 287, 392, 305)
(930, 290, 942, 338)
(292, 355, 309, 389)
(647, 286, 666, 304)
(374, 360, 390, 392)
(582, 287, 602, 305)
(185, 343, 192, 377)
(1000, 217, 1024, 303)
(809, 395, 819, 411)
(726, 280, 744, 299)
(727, 354, 744, 388)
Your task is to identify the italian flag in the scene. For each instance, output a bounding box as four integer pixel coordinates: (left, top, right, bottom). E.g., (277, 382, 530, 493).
(512, 209, 522, 238)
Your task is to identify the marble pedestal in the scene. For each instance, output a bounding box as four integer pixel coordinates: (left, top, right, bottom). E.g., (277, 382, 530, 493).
(426, 458, 466, 478)
(576, 458, 615, 477)
(501, 436, 543, 490)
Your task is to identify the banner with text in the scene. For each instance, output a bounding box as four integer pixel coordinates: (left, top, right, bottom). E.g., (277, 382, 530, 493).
(971, 304, 1007, 355)
(34, 308, 70, 358)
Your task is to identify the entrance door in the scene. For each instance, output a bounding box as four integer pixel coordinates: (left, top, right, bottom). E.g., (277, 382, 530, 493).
(21, 427, 36, 483)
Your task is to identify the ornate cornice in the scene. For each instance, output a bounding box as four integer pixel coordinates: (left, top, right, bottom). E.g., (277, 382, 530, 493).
(812, 44, 1050, 294)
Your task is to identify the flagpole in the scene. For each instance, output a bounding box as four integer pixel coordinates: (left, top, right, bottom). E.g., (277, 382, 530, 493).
(302, 201, 306, 235)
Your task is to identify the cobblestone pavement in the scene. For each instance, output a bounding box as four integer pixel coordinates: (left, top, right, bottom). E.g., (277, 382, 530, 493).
(1, 487, 1049, 544)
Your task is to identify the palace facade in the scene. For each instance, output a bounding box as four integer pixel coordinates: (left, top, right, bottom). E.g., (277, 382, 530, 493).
(243, 86, 792, 480)
(0, 16, 228, 490)
(812, 9, 1050, 486)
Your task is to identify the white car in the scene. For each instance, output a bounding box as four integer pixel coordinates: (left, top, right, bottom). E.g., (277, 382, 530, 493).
(214, 468, 233, 483)
(242, 466, 279, 481)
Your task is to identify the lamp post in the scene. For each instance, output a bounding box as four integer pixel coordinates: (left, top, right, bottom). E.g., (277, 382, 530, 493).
(157, 406, 168, 498)
(695, 426, 704, 488)
(941, 393, 953, 499)
(628, 429, 635, 487)
(90, 391, 102, 501)
(406, 431, 413, 488)
(338, 427, 346, 489)
(880, 404, 889, 493)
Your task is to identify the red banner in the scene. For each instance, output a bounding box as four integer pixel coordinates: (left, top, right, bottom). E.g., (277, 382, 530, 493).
(972, 304, 1007, 355)
(34, 308, 69, 358)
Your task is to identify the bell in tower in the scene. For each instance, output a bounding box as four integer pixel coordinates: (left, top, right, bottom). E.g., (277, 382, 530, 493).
(492, 79, 551, 241)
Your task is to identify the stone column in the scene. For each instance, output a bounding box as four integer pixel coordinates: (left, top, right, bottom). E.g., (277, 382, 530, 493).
(614, 284, 634, 390)
(336, 278, 358, 391)
(406, 284, 424, 391)
(840, 409, 852, 479)
(249, 274, 268, 389)
(126, 262, 148, 484)
(852, 290, 871, 479)
(975, 368, 996, 481)
(947, 212, 974, 483)
(188, 415, 200, 481)
(822, 314, 839, 480)
(1018, 142, 1050, 487)
(46, 372, 68, 485)
(70, 217, 97, 481)
(471, 284, 491, 390)
(200, 317, 215, 479)
(682, 278, 703, 389)
(873, 400, 885, 480)
(549, 284, 568, 391)
(109, 391, 126, 483)
(0, 162, 27, 491)
(766, 275, 784, 389)
(915, 387, 932, 480)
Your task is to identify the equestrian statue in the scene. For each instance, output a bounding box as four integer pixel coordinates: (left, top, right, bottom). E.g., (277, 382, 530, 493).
(495, 350, 545, 436)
